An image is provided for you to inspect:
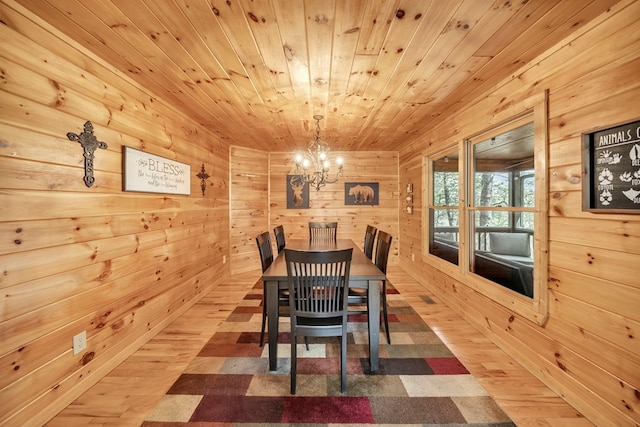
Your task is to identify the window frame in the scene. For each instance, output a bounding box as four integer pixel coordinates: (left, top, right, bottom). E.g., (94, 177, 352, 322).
(426, 146, 462, 266)
(422, 93, 548, 325)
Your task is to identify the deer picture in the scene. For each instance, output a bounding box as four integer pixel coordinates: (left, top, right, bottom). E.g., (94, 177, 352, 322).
(289, 175, 305, 207)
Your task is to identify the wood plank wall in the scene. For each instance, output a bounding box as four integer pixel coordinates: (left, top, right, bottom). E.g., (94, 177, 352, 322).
(0, 3, 230, 426)
(2, 0, 636, 426)
(229, 146, 269, 275)
(398, 1, 640, 426)
(270, 151, 399, 264)
(229, 149, 400, 273)
(230, 147, 399, 273)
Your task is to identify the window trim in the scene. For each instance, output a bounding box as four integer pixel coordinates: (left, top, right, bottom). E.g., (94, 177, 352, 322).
(423, 92, 548, 325)
(425, 145, 463, 271)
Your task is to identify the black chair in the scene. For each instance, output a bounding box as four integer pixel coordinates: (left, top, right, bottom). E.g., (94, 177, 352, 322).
(374, 230, 393, 345)
(348, 230, 393, 344)
(363, 225, 378, 260)
(284, 248, 353, 394)
(274, 225, 286, 254)
(256, 231, 307, 349)
(255, 231, 274, 347)
(308, 221, 338, 243)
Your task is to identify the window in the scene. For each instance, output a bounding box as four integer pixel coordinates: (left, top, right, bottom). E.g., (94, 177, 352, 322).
(469, 119, 535, 298)
(423, 93, 548, 324)
(428, 148, 460, 265)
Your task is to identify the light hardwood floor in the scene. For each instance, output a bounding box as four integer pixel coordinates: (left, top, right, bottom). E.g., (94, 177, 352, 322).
(47, 266, 593, 427)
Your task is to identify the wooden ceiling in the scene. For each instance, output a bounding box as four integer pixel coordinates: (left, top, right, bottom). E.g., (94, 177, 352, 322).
(15, 0, 616, 152)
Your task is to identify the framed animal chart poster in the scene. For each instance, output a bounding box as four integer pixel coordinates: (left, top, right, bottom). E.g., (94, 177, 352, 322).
(287, 175, 309, 209)
(582, 119, 640, 213)
(345, 182, 379, 206)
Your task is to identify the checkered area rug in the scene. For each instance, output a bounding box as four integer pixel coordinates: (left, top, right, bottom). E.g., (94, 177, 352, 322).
(142, 281, 515, 426)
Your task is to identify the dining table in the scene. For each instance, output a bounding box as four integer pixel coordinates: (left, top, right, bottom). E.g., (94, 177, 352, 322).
(262, 238, 386, 373)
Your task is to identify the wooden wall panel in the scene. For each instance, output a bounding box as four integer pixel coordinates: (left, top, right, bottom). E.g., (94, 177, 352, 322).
(1, 1, 636, 426)
(397, 1, 640, 426)
(229, 149, 400, 274)
(0, 4, 230, 426)
(268, 151, 399, 265)
(229, 146, 268, 275)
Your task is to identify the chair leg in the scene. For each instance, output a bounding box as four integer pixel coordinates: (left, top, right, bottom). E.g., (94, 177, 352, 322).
(382, 280, 391, 345)
(340, 328, 347, 393)
(290, 333, 297, 394)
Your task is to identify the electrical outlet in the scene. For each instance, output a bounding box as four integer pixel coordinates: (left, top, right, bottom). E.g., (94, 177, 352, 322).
(73, 331, 87, 355)
(223, 255, 227, 264)
(411, 253, 415, 262)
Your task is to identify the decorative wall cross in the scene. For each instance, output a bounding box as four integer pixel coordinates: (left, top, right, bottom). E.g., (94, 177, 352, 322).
(197, 164, 210, 196)
(66, 121, 108, 187)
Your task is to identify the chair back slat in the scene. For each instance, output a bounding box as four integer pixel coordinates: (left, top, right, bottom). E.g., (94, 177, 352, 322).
(308, 221, 338, 243)
(255, 231, 274, 273)
(364, 225, 378, 259)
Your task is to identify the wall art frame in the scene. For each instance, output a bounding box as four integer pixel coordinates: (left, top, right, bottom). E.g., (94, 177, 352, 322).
(287, 174, 310, 209)
(123, 146, 191, 195)
(345, 182, 379, 206)
(582, 118, 640, 213)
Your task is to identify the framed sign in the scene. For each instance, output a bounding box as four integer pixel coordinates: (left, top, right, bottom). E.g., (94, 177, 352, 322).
(582, 119, 640, 213)
(123, 146, 191, 195)
(345, 182, 379, 206)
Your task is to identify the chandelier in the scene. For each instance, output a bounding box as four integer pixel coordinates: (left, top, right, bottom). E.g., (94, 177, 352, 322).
(293, 115, 344, 191)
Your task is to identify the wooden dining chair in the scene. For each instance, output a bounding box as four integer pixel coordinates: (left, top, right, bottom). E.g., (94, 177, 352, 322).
(255, 231, 274, 347)
(273, 224, 286, 254)
(374, 230, 393, 345)
(256, 231, 307, 350)
(363, 224, 378, 260)
(284, 247, 353, 394)
(347, 230, 393, 344)
(308, 221, 338, 243)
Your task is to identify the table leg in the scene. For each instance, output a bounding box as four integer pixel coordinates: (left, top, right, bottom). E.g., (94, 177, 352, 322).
(266, 280, 279, 371)
(367, 280, 380, 372)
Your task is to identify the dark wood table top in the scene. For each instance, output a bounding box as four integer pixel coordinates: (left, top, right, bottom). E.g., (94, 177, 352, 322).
(262, 239, 385, 282)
